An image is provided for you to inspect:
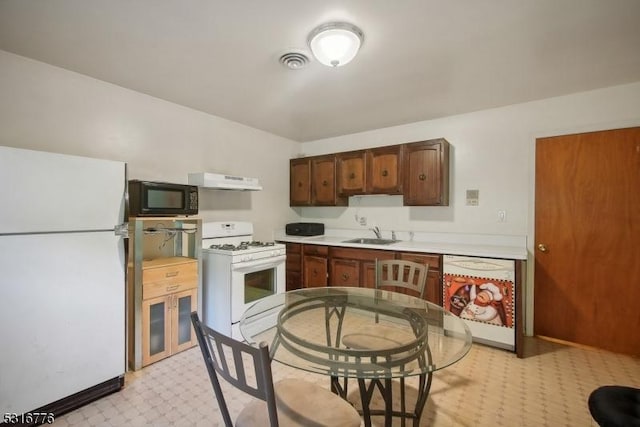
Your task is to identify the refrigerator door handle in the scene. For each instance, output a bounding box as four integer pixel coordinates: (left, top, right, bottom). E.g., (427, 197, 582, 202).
(114, 223, 129, 238)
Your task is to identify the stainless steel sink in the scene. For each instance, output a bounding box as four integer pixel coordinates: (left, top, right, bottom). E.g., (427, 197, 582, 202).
(341, 237, 399, 245)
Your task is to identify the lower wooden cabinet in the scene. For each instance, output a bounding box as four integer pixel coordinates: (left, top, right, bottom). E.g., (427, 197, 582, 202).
(302, 245, 329, 288)
(285, 243, 303, 291)
(140, 258, 198, 367)
(285, 243, 443, 306)
(330, 258, 360, 287)
(329, 247, 395, 288)
(142, 288, 197, 367)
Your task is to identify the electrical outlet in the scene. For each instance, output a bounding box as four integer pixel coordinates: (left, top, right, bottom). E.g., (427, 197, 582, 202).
(498, 210, 507, 222)
(359, 217, 367, 226)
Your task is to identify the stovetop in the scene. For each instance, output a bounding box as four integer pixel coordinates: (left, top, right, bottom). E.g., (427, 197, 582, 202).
(208, 241, 277, 251)
(201, 221, 285, 259)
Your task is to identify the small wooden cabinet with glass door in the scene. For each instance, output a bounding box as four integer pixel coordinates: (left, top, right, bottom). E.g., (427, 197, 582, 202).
(127, 216, 202, 370)
(141, 257, 198, 366)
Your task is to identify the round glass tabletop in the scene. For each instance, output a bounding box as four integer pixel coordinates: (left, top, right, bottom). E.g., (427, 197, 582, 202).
(240, 287, 472, 379)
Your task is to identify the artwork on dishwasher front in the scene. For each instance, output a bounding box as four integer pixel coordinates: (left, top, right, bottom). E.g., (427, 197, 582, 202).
(444, 274, 514, 328)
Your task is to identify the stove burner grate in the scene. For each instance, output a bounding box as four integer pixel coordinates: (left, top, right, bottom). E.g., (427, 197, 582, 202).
(209, 241, 277, 251)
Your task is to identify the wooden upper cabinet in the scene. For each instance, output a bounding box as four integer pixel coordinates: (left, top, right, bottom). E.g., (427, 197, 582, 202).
(337, 150, 366, 196)
(337, 145, 403, 196)
(291, 139, 449, 206)
(367, 145, 403, 194)
(290, 156, 347, 206)
(312, 155, 347, 206)
(290, 158, 311, 206)
(403, 139, 450, 206)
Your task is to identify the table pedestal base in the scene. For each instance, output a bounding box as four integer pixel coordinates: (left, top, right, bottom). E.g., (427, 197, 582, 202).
(331, 373, 433, 427)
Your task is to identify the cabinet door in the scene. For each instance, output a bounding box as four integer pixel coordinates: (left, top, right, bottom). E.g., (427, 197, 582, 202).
(330, 258, 360, 287)
(398, 252, 442, 305)
(285, 243, 302, 291)
(361, 259, 377, 289)
(367, 145, 403, 194)
(172, 288, 198, 354)
(312, 155, 346, 206)
(337, 151, 366, 196)
(403, 139, 450, 206)
(290, 158, 311, 206)
(303, 255, 328, 287)
(142, 295, 172, 366)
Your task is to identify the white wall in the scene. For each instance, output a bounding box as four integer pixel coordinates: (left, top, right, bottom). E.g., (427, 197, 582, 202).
(2, 48, 639, 334)
(297, 82, 640, 237)
(0, 50, 300, 240)
(296, 82, 640, 333)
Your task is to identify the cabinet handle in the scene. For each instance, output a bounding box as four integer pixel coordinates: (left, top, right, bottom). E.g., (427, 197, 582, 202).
(418, 173, 426, 181)
(322, 180, 328, 186)
(166, 284, 180, 292)
(349, 172, 355, 179)
(381, 170, 388, 177)
(342, 273, 350, 281)
(165, 271, 179, 278)
(298, 182, 302, 187)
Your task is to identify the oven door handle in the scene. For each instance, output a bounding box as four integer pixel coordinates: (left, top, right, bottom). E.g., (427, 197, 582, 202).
(232, 255, 286, 272)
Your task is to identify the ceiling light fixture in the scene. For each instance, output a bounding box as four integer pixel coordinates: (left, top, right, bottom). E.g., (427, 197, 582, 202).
(308, 22, 364, 67)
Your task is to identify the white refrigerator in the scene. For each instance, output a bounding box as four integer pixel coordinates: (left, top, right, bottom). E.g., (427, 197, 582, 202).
(0, 146, 127, 418)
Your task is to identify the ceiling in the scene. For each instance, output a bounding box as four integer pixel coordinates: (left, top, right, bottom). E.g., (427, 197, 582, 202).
(1, 1, 639, 142)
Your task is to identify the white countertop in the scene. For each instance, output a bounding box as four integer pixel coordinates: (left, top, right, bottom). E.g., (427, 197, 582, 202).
(274, 228, 527, 260)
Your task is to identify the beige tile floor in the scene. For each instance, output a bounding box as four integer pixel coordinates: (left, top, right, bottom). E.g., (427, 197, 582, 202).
(52, 337, 639, 427)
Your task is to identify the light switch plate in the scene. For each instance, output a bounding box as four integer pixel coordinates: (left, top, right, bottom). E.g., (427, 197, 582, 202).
(466, 189, 479, 206)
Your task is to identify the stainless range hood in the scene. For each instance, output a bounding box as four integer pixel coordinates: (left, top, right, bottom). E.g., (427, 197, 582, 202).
(188, 172, 263, 191)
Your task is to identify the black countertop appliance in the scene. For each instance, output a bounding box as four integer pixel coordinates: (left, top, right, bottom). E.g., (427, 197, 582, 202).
(285, 222, 325, 236)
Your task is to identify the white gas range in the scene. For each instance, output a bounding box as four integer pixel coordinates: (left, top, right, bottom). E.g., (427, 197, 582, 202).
(201, 221, 286, 340)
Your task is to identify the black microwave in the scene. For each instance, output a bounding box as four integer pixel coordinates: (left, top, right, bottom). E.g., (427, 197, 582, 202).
(128, 180, 198, 217)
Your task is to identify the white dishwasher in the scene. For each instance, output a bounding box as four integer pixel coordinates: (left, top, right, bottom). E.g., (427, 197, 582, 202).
(443, 255, 516, 351)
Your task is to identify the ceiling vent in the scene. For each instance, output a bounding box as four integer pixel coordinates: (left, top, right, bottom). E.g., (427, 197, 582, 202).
(279, 52, 309, 70)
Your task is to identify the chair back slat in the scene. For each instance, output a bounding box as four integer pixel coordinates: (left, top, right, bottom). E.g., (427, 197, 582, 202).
(375, 259, 429, 298)
(191, 312, 280, 427)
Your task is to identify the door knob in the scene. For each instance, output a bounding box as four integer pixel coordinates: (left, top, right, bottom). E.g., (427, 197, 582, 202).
(537, 243, 548, 252)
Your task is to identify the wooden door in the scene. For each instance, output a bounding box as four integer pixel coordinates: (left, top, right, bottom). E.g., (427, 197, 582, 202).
(311, 155, 341, 205)
(330, 258, 360, 287)
(303, 255, 328, 287)
(337, 151, 366, 195)
(403, 139, 450, 206)
(142, 295, 171, 366)
(367, 145, 403, 194)
(534, 127, 640, 356)
(290, 158, 311, 206)
(171, 288, 198, 354)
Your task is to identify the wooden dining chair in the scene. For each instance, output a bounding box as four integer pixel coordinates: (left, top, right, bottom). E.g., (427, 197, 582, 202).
(190, 312, 362, 427)
(340, 259, 429, 427)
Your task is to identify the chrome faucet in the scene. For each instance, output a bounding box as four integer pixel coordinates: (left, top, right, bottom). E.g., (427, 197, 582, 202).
(370, 226, 382, 239)
(391, 230, 396, 241)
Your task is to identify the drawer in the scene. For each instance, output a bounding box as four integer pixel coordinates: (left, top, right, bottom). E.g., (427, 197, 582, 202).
(398, 252, 441, 269)
(143, 259, 197, 283)
(286, 243, 302, 254)
(143, 261, 197, 299)
(143, 279, 197, 300)
(303, 244, 328, 256)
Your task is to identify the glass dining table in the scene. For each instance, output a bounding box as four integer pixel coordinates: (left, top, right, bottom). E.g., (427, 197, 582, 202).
(239, 287, 473, 427)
